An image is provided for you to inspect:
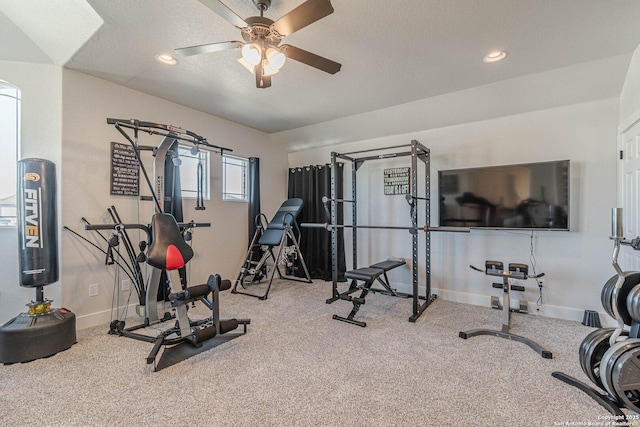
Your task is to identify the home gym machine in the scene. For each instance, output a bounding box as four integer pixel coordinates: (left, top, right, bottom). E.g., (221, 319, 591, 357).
(77, 118, 249, 370)
(85, 215, 248, 371)
(0, 159, 76, 364)
(459, 261, 551, 358)
(232, 198, 312, 300)
(302, 140, 469, 325)
(553, 208, 640, 416)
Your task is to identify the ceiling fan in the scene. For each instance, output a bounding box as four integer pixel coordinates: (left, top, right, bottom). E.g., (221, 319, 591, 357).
(175, 0, 342, 88)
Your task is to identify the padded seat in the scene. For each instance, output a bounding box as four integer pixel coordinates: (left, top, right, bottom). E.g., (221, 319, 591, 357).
(345, 267, 384, 282)
(370, 259, 406, 271)
(335, 259, 408, 327)
(147, 213, 194, 271)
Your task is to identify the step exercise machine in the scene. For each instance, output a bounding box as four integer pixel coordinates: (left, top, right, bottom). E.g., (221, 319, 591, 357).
(459, 260, 551, 358)
(333, 259, 408, 327)
(232, 198, 312, 300)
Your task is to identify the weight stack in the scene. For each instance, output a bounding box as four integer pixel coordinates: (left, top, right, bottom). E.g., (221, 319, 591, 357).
(0, 158, 76, 364)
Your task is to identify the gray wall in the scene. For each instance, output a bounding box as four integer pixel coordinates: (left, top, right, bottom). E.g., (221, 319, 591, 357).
(286, 76, 621, 324)
(0, 63, 288, 329)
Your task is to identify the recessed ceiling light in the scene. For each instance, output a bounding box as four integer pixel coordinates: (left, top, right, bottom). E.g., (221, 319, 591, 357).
(156, 54, 177, 65)
(483, 50, 507, 63)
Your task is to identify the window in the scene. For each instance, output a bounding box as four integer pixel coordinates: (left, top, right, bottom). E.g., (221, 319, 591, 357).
(222, 154, 248, 202)
(178, 145, 210, 200)
(0, 81, 20, 226)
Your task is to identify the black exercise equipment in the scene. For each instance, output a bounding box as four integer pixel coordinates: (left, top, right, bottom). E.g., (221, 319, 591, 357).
(105, 118, 232, 324)
(302, 140, 470, 324)
(0, 159, 76, 364)
(554, 208, 640, 416)
(333, 259, 408, 327)
(74, 118, 246, 370)
(459, 261, 551, 358)
(232, 198, 312, 300)
(87, 214, 249, 370)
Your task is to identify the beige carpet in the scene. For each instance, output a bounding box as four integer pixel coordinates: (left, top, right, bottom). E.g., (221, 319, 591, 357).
(0, 279, 636, 426)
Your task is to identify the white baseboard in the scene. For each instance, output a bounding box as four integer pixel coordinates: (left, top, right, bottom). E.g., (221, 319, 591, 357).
(391, 281, 613, 326)
(79, 284, 616, 329)
(75, 303, 140, 330)
(433, 286, 617, 325)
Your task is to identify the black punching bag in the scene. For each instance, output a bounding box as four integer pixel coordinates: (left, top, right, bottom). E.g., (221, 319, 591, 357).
(17, 158, 59, 287)
(0, 158, 76, 364)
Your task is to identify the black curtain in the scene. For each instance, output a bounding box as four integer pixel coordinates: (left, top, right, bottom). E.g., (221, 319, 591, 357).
(247, 157, 261, 262)
(288, 164, 346, 281)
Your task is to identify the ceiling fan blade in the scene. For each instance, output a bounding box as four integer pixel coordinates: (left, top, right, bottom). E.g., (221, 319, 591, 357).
(174, 41, 241, 57)
(271, 0, 334, 37)
(198, 0, 248, 29)
(281, 44, 341, 74)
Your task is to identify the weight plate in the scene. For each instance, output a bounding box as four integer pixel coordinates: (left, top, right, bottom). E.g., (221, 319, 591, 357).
(601, 338, 640, 397)
(610, 340, 640, 412)
(627, 285, 640, 324)
(602, 275, 617, 318)
(580, 328, 613, 380)
(584, 328, 627, 389)
(601, 272, 640, 326)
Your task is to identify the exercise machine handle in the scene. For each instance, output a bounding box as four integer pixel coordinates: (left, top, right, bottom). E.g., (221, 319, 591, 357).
(179, 221, 210, 229)
(85, 223, 150, 236)
(469, 263, 545, 280)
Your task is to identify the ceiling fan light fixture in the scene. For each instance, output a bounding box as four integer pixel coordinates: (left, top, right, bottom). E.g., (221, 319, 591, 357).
(184, 0, 342, 88)
(241, 43, 262, 66)
(238, 57, 255, 73)
(261, 59, 280, 76)
(266, 47, 286, 71)
(238, 57, 280, 76)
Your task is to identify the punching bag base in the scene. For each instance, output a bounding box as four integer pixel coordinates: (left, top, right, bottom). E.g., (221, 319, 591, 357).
(0, 308, 76, 364)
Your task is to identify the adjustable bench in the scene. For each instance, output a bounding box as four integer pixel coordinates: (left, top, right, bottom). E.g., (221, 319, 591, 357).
(333, 259, 407, 327)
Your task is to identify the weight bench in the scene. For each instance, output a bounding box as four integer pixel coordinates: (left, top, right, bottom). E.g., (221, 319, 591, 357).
(333, 259, 407, 327)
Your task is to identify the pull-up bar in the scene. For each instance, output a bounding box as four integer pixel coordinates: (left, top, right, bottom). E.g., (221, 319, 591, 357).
(107, 117, 232, 213)
(106, 118, 232, 153)
(302, 223, 470, 234)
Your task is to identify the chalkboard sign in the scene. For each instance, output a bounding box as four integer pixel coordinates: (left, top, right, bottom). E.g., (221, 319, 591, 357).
(110, 142, 139, 196)
(384, 167, 410, 195)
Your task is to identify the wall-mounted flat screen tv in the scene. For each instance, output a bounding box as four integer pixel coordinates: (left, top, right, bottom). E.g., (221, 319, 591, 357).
(438, 160, 570, 230)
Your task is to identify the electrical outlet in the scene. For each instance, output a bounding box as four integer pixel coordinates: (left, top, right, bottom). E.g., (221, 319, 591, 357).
(121, 279, 131, 292)
(89, 283, 99, 297)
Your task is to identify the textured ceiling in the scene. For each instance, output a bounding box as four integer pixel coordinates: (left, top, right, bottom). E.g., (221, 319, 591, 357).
(3, 0, 640, 133)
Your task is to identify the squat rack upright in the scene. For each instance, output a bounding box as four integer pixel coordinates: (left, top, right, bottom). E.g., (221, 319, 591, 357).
(327, 140, 434, 322)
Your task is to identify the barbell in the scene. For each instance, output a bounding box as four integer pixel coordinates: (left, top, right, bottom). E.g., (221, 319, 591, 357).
(301, 223, 470, 234)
